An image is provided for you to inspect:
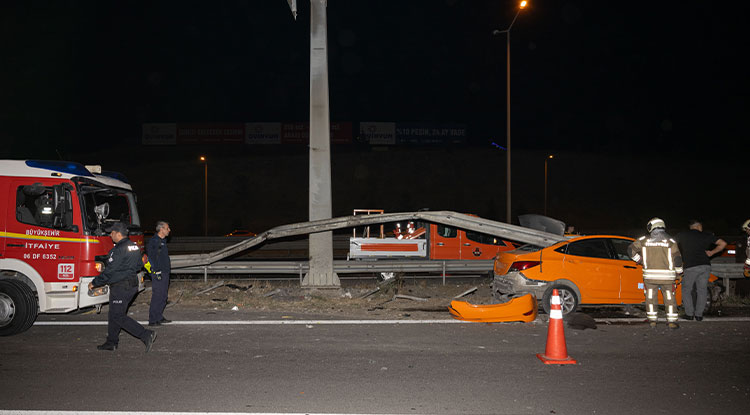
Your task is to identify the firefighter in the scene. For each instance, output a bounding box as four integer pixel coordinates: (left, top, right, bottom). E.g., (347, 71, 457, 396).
(743, 219, 750, 277)
(89, 222, 157, 352)
(628, 218, 684, 329)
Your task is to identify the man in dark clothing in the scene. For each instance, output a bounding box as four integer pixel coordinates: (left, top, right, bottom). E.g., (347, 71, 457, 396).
(89, 222, 156, 351)
(147, 220, 171, 326)
(676, 220, 727, 321)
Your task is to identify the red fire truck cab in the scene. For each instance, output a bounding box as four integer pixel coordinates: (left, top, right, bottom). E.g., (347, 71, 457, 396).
(0, 160, 144, 336)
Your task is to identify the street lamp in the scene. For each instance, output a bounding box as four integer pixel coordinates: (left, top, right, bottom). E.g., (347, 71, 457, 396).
(544, 154, 554, 216)
(494, 0, 528, 224)
(199, 156, 207, 236)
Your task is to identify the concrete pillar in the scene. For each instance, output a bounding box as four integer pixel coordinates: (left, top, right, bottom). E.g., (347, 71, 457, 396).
(303, 0, 339, 287)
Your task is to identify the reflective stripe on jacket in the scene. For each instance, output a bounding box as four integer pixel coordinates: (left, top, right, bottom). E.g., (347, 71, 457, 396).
(628, 231, 683, 281)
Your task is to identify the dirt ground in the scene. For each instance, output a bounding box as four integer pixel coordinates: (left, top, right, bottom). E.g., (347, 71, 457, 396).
(133, 277, 496, 320)
(129, 276, 750, 320)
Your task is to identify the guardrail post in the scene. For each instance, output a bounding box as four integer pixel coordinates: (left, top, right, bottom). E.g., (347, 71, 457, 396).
(442, 261, 446, 286)
(203, 266, 208, 283)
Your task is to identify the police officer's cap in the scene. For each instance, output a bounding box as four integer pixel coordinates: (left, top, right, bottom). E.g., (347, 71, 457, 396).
(106, 222, 129, 236)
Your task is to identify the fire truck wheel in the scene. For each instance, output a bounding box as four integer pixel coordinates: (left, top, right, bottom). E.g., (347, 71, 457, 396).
(0, 279, 39, 336)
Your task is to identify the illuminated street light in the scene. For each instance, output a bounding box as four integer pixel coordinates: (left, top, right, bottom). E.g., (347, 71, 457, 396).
(200, 156, 208, 236)
(493, 1, 528, 223)
(544, 154, 554, 216)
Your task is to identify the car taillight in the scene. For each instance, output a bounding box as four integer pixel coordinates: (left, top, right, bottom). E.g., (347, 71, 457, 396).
(509, 261, 540, 271)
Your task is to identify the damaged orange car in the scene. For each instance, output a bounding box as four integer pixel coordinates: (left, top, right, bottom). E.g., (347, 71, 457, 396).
(492, 234, 720, 315)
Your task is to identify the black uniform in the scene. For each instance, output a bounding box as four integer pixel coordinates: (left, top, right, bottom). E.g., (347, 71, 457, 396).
(146, 235, 170, 324)
(92, 237, 149, 346)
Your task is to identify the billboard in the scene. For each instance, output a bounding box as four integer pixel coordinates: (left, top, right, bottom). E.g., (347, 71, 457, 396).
(359, 122, 396, 145)
(280, 122, 352, 144)
(177, 123, 244, 145)
(395, 123, 467, 145)
(245, 123, 281, 144)
(142, 123, 177, 145)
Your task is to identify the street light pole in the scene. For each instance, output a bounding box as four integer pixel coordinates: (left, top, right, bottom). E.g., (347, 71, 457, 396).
(544, 154, 553, 216)
(200, 156, 207, 236)
(495, 1, 527, 224)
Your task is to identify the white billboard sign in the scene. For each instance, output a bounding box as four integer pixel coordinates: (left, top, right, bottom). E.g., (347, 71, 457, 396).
(360, 122, 396, 145)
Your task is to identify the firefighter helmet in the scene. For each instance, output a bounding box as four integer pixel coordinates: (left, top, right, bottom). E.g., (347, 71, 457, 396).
(742, 219, 750, 232)
(647, 217, 666, 233)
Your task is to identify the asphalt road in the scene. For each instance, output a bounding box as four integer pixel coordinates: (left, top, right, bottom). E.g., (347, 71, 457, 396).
(1, 314, 749, 415)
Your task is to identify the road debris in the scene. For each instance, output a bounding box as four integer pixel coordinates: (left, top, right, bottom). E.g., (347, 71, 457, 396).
(395, 294, 428, 302)
(263, 288, 283, 298)
(195, 280, 225, 295)
(359, 286, 380, 299)
(565, 312, 597, 330)
(226, 283, 252, 291)
(454, 287, 478, 299)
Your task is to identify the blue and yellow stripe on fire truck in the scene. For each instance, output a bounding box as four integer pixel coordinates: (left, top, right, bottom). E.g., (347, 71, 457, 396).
(0, 231, 101, 244)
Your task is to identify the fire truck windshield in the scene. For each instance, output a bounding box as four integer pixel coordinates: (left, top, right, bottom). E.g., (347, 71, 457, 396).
(78, 184, 140, 235)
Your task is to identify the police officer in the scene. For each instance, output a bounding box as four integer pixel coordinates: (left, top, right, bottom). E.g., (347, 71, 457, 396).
(628, 218, 684, 329)
(147, 220, 171, 326)
(742, 219, 750, 277)
(89, 222, 157, 351)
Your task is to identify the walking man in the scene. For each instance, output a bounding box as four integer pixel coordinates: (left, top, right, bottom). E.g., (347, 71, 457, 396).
(89, 222, 157, 351)
(147, 220, 171, 326)
(628, 218, 684, 329)
(676, 220, 726, 321)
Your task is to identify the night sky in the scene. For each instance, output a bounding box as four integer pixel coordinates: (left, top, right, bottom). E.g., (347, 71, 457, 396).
(1, 1, 747, 235)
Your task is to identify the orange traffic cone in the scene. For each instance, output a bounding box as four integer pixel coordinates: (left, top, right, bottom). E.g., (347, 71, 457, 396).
(537, 289, 577, 365)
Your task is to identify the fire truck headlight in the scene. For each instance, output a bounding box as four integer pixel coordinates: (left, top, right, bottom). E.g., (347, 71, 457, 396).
(88, 286, 108, 297)
(94, 261, 104, 272)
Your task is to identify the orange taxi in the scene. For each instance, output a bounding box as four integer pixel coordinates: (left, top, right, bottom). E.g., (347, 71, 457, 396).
(492, 234, 718, 315)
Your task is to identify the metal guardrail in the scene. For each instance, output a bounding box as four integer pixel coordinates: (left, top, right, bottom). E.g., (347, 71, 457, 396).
(169, 211, 567, 269)
(171, 259, 495, 283)
(172, 259, 494, 275)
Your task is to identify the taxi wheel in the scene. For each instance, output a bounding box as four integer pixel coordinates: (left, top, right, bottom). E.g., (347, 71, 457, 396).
(0, 279, 38, 336)
(542, 285, 579, 316)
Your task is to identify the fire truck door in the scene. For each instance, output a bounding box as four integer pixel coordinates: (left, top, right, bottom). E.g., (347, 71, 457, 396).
(6, 180, 80, 284)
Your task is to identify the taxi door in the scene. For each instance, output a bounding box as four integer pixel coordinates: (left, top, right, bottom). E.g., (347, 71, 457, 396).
(561, 238, 621, 303)
(608, 238, 644, 303)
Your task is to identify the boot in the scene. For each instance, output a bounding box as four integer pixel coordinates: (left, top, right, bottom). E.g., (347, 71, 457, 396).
(142, 330, 157, 352)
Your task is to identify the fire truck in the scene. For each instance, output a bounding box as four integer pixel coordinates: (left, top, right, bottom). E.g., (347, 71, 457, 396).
(348, 209, 519, 260)
(0, 160, 144, 336)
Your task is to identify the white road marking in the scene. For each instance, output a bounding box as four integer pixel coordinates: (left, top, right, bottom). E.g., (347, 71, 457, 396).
(34, 319, 469, 326)
(0, 412, 416, 415)
(32, 317, 750, 327)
